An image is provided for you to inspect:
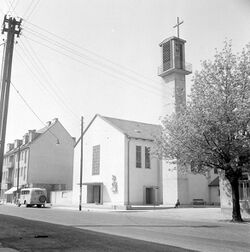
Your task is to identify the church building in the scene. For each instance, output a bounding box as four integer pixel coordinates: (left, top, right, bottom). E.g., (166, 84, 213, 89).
(71, 32, 219, 209)
(72, 114, 162, 208)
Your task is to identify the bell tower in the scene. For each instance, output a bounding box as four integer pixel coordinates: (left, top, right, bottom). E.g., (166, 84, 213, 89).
(159, 18, 192, 206)
(158, 36, 191, 114)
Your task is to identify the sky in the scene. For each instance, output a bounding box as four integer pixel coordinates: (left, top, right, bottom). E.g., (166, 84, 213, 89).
(0, 0, 250, 146)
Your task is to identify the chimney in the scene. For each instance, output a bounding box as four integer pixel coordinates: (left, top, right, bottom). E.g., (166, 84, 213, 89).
(7, 143, 14, 151)
(14, 139, 22, 148)
(28, 130, 36, 142)
(46, 121, 51, 127)
(52, 118, 58, 124)
(23, 133, 29, 145)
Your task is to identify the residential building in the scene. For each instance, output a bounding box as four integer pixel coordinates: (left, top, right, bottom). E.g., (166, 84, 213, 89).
(1, 118, 75, 203)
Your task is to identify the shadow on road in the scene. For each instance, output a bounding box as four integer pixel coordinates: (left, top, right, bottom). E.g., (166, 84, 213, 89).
(72, 224, 221, 228)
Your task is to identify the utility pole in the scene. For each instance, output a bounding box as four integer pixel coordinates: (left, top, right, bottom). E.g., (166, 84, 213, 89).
(0, 15, 22, 183)
(79, 116, 84, 211)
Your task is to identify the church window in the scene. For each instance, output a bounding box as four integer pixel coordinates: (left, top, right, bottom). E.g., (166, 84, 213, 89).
(136, 146, 142, 168)
(92, 145, 100, 175)
(162, 41, 171, 71)
(145, 147, 151, 169)
(175, 41, 183, 69)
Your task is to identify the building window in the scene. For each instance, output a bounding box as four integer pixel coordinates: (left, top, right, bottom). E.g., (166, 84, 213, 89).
(92, 145, 100, 175)
(145, 147, 151, 169)
(214, 167, 218, 174)
(136, 146, 142, 168)
(239, 178, 250, 201)
(24, 150, 27, 163)
(23, 167, 26, 180)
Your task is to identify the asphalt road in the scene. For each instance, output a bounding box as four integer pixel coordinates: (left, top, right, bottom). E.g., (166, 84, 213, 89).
(0, 213, 193, 252)
(0, 205, 250, 252)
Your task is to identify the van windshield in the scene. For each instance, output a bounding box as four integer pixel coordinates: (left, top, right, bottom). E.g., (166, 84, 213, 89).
(34, 190, 44, 194)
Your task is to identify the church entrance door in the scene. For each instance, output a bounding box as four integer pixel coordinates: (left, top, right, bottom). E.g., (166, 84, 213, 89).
(93, 185, 100, 204)
(146, 188, 154, 204)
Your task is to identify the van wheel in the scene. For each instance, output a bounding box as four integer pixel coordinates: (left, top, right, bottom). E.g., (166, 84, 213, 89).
(39, 195, 46, 203)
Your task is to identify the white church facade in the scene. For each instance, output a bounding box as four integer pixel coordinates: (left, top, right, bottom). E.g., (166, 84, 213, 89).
(71, 114, 219, 209)
(70, 34, 220, 209)
(72, 114, 163, 208)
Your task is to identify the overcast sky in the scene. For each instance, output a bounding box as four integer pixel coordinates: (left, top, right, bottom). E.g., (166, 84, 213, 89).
(0, 0, 250, 144)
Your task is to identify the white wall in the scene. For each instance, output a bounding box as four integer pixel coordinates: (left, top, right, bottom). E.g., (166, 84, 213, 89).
(72, 116, 125, 206)
(51, 190, 72, 205)
(28, 121, 74, 189)
(187, 174, 209, 203)
(128, 138, 162, 205)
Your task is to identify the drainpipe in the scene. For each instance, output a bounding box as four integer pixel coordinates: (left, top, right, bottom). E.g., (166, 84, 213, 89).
(127, 135, 131, 209)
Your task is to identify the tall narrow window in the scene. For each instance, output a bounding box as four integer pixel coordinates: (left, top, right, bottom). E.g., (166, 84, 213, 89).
(162, 41, 171, 71)
(92, 145, 100, 175)
(145, 147, 151, 169)
(136, 146, 142, 168)
(24, 150, 27, 163)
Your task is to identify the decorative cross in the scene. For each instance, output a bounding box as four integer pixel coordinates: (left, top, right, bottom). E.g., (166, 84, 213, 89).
(173, 17, 183, 38)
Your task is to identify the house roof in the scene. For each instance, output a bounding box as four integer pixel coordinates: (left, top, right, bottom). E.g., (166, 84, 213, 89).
(4, 119, 59, 156)
(101, 115, 161, 141)
(208, 176, 219, 187)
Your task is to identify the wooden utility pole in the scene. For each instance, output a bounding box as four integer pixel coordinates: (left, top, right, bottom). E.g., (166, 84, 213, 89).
(79, 116, 84, 211)
(0, 15, 22, 183)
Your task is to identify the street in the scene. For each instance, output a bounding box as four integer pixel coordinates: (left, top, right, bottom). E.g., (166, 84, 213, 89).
(0, 205, 249, 251)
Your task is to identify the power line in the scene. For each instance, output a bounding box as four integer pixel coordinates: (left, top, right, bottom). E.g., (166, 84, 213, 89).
(23, 34, 170, 100)
(16, 42, 80, 126)
(11, 0, 19, 15)
(24, 26, 165, 96)
(20, 37, 80, 120)
(10, 81, 60, 142)
(23, 0, 37, 19)
(23, 20, 164, 92)
(25, 0, 40, 21)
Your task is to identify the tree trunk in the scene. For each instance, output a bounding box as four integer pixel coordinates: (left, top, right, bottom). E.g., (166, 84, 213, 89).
(229, 178, 243, 222)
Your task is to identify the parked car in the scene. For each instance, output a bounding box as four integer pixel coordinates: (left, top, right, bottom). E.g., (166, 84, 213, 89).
(18, 188, 47, 208)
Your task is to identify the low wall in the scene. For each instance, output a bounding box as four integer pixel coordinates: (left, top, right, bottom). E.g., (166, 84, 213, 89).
(50, 190, 73, 205)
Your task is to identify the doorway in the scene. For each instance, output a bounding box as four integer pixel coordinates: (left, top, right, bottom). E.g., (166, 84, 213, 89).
(145, 187, 154, 205)
(93, 185, 100, 204)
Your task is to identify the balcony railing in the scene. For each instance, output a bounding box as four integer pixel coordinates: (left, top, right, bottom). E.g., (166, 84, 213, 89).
(158, 61, 192, 76)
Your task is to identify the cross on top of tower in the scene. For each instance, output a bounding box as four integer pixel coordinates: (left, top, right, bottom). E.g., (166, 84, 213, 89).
(173, 17, 183, 38)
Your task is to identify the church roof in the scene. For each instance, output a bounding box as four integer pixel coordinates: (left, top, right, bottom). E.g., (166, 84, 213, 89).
(101, 115, 161, 141)
(159, 36, 186, 46)
(74, 114, 162, 147)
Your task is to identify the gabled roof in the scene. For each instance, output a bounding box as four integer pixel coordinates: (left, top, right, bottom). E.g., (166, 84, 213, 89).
(4, 119, 60, 156)
(75, 114, 161, 147)
(208, 176, 219, 187)
(100, 115, 161, 141)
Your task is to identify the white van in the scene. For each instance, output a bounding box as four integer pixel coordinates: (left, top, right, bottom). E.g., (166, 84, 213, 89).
(18, 188, 47, 208)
